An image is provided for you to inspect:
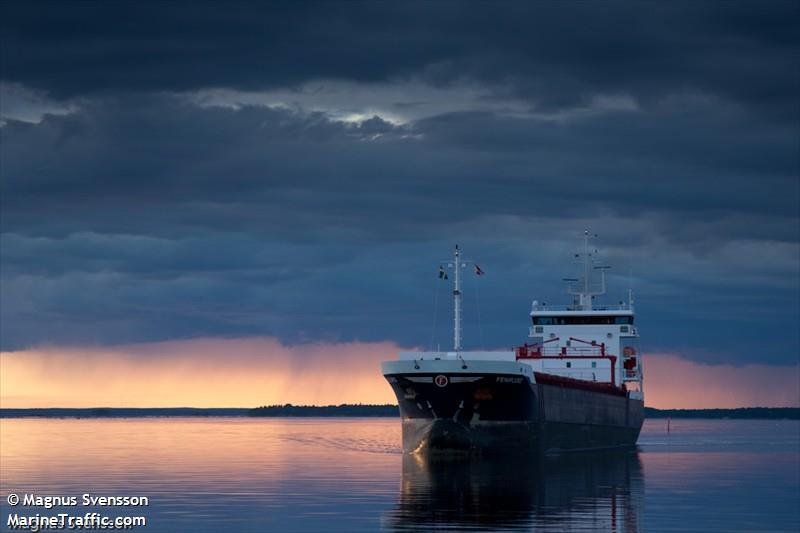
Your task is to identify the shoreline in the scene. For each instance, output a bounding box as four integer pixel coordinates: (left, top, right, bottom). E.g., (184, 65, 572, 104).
(1, 405, 797, 419)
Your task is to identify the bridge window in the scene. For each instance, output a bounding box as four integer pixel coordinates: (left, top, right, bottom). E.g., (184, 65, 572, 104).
(532, 316, 634, 325)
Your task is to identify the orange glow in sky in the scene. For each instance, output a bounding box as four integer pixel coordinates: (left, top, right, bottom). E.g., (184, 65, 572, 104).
(0, 338, 398, 408)
(1, 338, 797, 409)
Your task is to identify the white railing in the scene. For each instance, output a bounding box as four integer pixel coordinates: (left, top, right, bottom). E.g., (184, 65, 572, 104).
(516, 343, 608, 359)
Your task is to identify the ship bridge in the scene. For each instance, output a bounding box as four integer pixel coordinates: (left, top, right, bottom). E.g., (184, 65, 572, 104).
(520, 232, 643, 400)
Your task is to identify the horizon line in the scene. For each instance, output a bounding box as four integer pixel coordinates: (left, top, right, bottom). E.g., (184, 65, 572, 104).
(2, 405, 798, 411)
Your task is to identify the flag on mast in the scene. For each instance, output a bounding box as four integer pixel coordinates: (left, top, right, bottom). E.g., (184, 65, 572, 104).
(438, 266, 448, 280)
(474, 264, 485, 276)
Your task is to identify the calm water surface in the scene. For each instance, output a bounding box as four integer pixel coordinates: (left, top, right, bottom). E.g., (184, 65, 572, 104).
(1, 418, 798, 532)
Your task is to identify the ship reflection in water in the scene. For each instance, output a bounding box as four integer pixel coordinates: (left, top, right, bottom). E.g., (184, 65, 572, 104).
(388, 450, 643, 532)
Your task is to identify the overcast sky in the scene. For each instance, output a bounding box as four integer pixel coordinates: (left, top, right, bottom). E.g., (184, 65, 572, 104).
(1, 1, 798, 369)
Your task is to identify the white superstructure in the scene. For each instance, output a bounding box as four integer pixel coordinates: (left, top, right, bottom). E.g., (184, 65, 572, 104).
(520, 231, 643, 399)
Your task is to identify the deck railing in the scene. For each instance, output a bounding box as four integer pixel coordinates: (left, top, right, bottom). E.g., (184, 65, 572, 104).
(515, 339, 607, 359)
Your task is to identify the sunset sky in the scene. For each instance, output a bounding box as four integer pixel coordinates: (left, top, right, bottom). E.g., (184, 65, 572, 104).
(1, 2, 798, 408)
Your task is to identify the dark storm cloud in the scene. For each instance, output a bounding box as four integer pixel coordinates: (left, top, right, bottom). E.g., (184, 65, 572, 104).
(2, 1, 798, 120)
(0, 2, 798, 366)
(1, 95, 796, 239)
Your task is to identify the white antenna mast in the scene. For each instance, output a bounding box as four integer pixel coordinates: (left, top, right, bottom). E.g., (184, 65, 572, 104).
(453, 244, 462, 351)
(441, 244, 479, 352)
(628, 268, 635, 310)
(567, 230, 608, 310)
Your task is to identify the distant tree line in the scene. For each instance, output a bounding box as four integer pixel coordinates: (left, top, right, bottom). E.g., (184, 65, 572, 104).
(248, 404, 399, 417)
(2, 405, 797, 419)
(643, 407, 799, 419)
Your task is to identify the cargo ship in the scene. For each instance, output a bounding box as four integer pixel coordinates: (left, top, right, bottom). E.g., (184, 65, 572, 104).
(381, 232, 644, 453)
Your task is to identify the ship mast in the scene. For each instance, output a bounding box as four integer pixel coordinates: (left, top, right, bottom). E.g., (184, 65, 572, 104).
(440, 244, 477, 352)
(453, 245, 462, 351)
(568, 230, 608, 310)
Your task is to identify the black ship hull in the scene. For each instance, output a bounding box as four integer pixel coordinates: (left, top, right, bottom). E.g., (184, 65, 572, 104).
(385, 371, 644, 454)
